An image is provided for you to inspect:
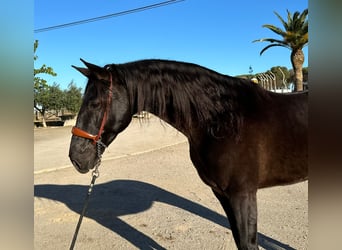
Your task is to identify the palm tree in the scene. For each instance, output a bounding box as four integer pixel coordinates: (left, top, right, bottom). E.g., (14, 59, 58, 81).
(254, 9, 308, 91)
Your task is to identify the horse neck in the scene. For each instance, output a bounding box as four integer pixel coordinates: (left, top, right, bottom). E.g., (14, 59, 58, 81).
(121, 66, 195, 137)
(119, 61, 265, 139)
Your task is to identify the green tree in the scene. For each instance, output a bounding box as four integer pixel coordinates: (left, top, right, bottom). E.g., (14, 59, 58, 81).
(253, 9, 308, 91)
(48, 83, 64, 115)
(34, 40, 57, 127)
(63, 81, 83, 114)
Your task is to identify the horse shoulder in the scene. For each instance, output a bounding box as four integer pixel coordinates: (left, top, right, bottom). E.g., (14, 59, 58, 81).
(188, 132, 260, 193)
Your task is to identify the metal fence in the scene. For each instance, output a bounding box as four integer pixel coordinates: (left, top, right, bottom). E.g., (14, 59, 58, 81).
(255, 68, 291, 93)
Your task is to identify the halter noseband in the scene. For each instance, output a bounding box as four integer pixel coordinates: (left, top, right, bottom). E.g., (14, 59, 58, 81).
(71, 70, 113, 145)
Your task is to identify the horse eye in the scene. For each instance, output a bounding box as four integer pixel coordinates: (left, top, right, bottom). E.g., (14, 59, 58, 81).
(89, 100, 101, 109)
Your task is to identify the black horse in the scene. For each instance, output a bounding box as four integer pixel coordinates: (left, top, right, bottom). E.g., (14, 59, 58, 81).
(69, 59, 308, 250)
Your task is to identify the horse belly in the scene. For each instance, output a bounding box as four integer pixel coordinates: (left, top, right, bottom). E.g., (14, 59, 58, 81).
(258, 162, 308, 188)
(257, 140, 308, 188)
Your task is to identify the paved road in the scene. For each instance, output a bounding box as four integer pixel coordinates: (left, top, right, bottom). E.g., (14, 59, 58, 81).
(34, 117, 308, 249)
(34, 116, 187, 173)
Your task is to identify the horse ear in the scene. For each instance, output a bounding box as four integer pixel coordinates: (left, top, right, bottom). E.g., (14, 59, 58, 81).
(79, 58, 101, 71)
(72, 65, 90, 77)
(79, 58, 110, 82)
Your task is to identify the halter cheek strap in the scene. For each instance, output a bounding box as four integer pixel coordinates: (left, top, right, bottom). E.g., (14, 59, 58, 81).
(72, 71, 113, 145)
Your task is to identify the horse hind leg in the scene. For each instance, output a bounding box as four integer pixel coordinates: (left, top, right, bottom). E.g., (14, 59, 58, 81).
(213, 190, 258, 250)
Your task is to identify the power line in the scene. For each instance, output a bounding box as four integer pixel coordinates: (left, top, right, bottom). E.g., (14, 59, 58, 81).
(34, 0, 185, 33)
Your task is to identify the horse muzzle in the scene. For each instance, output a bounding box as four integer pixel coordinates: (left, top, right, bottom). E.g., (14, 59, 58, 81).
(70, 159, 90, 174)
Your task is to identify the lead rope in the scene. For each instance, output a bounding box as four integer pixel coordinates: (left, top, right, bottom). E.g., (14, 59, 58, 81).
(69, 140, 106, 250)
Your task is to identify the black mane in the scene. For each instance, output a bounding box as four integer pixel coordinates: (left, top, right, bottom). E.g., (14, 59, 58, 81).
(111, 59, 269, 135)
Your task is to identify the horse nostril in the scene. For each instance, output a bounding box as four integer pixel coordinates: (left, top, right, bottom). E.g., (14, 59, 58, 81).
(71, 160, 81, 169)
(71, 160, 88, 173)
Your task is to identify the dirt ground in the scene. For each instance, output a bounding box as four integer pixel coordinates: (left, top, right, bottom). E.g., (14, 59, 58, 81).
(34, 117, 308, 250)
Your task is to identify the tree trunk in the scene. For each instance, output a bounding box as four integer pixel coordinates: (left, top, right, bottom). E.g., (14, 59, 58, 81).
(34, 106, 47, 127)
(41, 109, 47, 127)
(291, 49, 305, 92)
(42, 117, 47, 127)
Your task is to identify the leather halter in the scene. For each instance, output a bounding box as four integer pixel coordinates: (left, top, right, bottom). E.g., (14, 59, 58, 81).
(72, 71, 113, 145)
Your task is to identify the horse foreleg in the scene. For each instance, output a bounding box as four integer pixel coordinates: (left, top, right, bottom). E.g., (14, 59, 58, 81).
(213, 190, 258, 250)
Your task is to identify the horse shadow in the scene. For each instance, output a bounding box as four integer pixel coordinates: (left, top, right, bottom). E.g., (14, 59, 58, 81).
(34, 180, 294, 250)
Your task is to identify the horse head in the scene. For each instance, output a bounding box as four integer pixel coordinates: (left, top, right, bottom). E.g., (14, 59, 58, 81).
(69, 59, 132, 173)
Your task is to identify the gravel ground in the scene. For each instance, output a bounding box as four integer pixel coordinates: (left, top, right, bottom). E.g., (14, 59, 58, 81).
(34, 118, 308, 250)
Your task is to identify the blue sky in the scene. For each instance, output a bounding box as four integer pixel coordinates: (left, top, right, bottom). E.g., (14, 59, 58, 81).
(34, 0, 308, 90)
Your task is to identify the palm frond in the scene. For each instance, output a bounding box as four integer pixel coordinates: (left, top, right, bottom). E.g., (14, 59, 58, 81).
(301, 32, 308, 43)
(254, 8, 308, 53)
(262, 24, 287, 37)
(259, 43, 289, 55)
(301, 20, 308, 35)
(286, 10, 293, 29)
(253, 38, 287, 44)
(292, 11, 300, 25)
(299, 9, 308, 23)
(274, 11, 288, 30)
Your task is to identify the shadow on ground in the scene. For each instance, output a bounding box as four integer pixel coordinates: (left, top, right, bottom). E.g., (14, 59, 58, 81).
(35, 180, 294, 250)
